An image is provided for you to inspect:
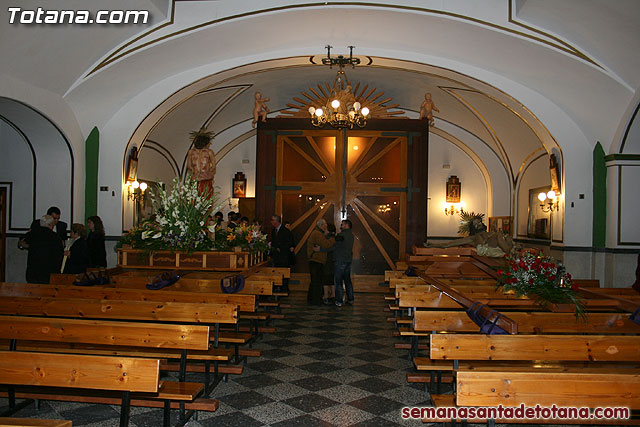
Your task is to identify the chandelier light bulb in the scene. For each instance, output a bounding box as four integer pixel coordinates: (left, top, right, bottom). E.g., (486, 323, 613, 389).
(139, 182, 148, 191)
(547, 190, 556, 200)
(331, 99, 340, 109)
(361, 107, 370, 116)
(353, 102, 361, 111)
(132, 180, 140, 189)
(308, 106, 316, 115)
(538, 192, 547, 202)
(315, 108, 324, 117)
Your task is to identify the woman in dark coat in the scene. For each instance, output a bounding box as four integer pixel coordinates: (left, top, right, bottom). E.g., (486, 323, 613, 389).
(63, 223, 90, 274)
(87, 215, 107, 268)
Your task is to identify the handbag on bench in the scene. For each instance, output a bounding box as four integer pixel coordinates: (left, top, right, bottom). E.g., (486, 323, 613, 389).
(73, 270, 110, 286)
(146, 271, 181, 290)
(221, 274, 245, 294)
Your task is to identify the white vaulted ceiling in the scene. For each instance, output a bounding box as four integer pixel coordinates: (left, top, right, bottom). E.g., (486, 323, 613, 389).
(2, 0, 640, 243)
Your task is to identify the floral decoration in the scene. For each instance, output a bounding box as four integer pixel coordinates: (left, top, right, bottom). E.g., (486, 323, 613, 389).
(118, 174, 267, 254)
(216, 223, 270, 253)
(496, 250, 586, 319)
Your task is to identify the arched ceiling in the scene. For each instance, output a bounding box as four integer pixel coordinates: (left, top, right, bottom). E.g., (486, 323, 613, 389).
(2, 0, 639, 154)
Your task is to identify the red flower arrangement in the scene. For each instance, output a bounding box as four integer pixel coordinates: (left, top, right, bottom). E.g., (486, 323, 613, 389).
(497, 250, 586, 319)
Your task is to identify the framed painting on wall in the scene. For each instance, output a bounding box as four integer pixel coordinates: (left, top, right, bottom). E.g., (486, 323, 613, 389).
(446, 176, 461, 203)
(232, 172, 247, 198)
(126, 150, 138, 182)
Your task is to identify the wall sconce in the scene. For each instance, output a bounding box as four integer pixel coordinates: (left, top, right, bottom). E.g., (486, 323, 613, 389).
(538, 190, 560, 212)
(444, 204, 459, 216)
(444, 202, 464, 216)
(126, 180, 147, 202)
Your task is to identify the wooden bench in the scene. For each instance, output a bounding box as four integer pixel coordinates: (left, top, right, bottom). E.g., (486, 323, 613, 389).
(0, 419, 71, 427)
(414, 310, 640, 334)
(0, 350, 209, 427)
(422, 333, 640, 425)
(0, 296, 245, 383)
(0, 282, 268, 347)
(0, 315, 232, 397)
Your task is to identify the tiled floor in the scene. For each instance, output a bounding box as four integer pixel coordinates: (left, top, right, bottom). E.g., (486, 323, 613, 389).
(1, 292, 434, 426)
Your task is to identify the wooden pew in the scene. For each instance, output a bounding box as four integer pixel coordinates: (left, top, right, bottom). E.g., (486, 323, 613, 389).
(430, 333, 640, 362)
(29, 279, 270, 347)
(0, 351, 165, 426)
(414, 310, 640, 334)
(0, 315, 229, 397)
(423, 333, 640, 426)
(0, 282, 271, 335)
(0, 297, 243, 365)
(0, 419, 71, 427)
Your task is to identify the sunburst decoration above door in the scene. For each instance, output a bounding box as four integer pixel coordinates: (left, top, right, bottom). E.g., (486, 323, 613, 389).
(277, 80, 406, 119)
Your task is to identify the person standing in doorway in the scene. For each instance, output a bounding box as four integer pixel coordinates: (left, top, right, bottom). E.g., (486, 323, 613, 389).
(315, 219, 354, 307)
(270, 215, 294, 292)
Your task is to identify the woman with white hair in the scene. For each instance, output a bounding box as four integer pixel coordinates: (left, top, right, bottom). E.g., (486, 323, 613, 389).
(23, 215, 63, 284)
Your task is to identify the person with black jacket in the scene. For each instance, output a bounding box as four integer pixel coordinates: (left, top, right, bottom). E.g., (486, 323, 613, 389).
(63, 223, 91, 274)
(23, 215, 64, 284)
(270, 214, 294, 292)
(87, 215, 107, 268)
(18, 206, 67, 250)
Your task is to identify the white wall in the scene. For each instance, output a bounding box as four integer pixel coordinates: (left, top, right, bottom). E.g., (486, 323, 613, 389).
(214, 135, 257, 218)
(0, 98, 75, 227)
(427, 134, 487, 237)
(0, 121, 35, 230)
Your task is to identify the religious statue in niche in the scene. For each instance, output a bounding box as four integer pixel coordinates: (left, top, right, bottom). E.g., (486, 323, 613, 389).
(446, 176, 461, 203)
(251, 91, 270, 128)
(187, 127, 216, 198)
(419, 92, 439, 126)
(549, 153, 561, 193)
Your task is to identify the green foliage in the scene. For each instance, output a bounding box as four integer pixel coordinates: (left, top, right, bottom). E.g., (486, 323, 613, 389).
(458, 209, 484, 236)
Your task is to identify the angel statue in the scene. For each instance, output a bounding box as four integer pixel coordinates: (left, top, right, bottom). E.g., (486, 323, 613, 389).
(251, 91, 270, 128)
(425, 210, 515, 258)
(187, 127, 216, 198)
(419, 92, 440, 126)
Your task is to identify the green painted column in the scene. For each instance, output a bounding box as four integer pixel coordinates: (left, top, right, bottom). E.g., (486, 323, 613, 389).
(592, 142, 606, 248)
(85, 127, 99, 221)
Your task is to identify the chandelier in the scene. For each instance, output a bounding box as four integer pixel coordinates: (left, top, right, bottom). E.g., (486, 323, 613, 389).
(309, 46, 370, 129)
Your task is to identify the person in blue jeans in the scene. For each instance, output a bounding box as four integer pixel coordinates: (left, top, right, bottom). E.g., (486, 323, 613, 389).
(314, 219, 354, 307)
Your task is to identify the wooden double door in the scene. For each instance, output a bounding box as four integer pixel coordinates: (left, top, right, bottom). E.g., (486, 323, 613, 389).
(256, 119, 428, 274)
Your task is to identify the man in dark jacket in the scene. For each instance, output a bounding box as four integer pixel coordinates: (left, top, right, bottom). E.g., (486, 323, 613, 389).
(332, 219, 354, 306)
(270, 215, 294, 292)
(23, 215, 64, 284)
